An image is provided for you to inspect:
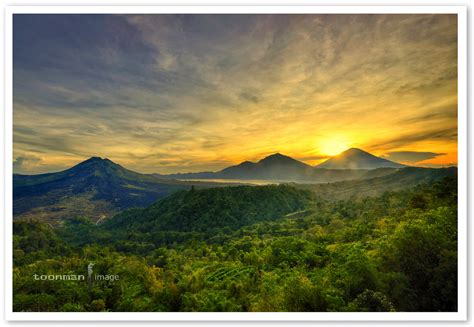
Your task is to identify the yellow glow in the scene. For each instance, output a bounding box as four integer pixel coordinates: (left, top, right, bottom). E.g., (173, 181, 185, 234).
(318, 136, 351, 157)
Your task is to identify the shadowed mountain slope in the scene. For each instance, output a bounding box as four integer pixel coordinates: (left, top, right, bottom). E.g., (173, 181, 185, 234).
(13, 157, 222, 223)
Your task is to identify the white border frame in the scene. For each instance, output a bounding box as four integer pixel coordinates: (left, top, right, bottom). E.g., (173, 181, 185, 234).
(3, 5, 468, 322)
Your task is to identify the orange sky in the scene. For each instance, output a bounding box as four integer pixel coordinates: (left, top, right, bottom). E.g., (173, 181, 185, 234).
(13, 14, 457, 174)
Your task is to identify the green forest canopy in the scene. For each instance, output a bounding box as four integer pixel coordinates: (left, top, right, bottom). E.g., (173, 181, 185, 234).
(13, 177, 457, 312)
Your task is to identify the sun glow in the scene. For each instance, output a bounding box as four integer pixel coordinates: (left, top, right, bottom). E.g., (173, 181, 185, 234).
(318, 137, 352, 157)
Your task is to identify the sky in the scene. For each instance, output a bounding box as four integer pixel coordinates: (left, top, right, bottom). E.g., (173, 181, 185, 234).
(13, 14, 458, 174)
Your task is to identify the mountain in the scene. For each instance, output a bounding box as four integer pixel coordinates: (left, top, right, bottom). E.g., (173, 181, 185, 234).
(157, 151, 404, 183)
(219, 153, 313, 180)
(316, 148, 406, 169)
(13, 157, 226, 224)
(13, 152, 446, 224)
(157, 153, 314, 182)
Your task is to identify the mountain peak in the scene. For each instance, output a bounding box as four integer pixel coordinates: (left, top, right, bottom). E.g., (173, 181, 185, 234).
(85, 156, 106, 162)
(257, 153, 311, 169)
(82, 156, 114, 164)
(217, 152, 310, 179)
(70, 156, 120, 172)
(261, 152, 289, 160)
(343, 147, 367, 154)
(317, 148, 405, 170)
(259, 153, 303, 164)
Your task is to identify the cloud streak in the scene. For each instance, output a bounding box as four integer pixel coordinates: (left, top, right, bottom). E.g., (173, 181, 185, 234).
(383, 151, 446, 164)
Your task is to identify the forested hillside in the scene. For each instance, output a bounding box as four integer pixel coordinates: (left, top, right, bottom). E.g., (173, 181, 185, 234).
(295, 167, 457, 200)
(13, 178, 457, 312)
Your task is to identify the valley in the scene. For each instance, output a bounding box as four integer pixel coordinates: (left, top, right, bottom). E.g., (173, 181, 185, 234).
(13, 176, 458, 312)
(12, 149, 458, 312)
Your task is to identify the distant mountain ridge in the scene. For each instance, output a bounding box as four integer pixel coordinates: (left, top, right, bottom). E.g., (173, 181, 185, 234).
(157, 148, 406, 182)
(13, 150, 453, 224)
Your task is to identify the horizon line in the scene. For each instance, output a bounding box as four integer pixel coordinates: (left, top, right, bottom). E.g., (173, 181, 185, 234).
(12, 149, 458, 176)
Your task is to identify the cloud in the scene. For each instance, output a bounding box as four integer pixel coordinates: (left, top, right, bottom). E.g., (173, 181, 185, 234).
(400, 102, 458, 125)
(369, 127, 457, 152)
(239, 89, 262, 103)
(13, 153, 75, 174)
(13, 156, 41, 173)
(383, 151, 446, 164)
(13, 14, 458, 173)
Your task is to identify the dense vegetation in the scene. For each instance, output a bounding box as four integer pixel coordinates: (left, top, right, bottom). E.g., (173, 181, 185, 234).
(13, 178, 457, 312)
(294, 167, 457, 200)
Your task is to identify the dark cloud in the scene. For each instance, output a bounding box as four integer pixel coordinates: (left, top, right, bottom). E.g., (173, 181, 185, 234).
(13, 128, 85, 157)
(394, 71, 458, 95)
(400, 103, 458, 124)
(383, 151, 446, 163)
(13, 14, 156, 73)
(13, 155, 69, 174)
(13, 156, 41, 173)
(239, 89, 261, 103)
(370, 128, 457, 151)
